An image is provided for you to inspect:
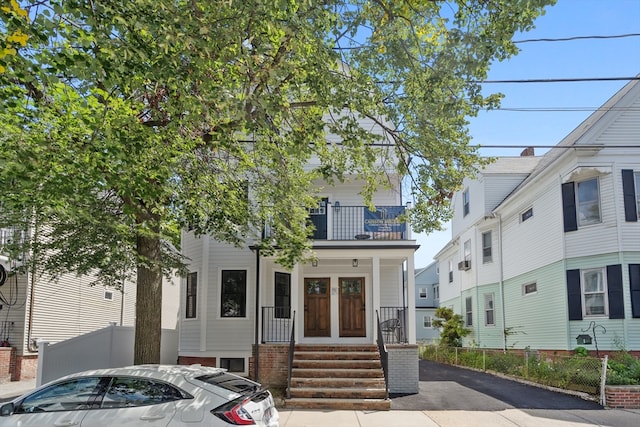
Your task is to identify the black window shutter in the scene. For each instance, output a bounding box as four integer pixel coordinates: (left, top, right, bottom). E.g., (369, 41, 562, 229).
(566, 269, 582, 320)
(606, 264, 625, 319)
(562, 182, 578, 232)
(630, 264, 640, 318)
(622, 169, 638, 222)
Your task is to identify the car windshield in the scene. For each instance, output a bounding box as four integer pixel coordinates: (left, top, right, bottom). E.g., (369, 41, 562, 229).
(195, 373, 259, 395)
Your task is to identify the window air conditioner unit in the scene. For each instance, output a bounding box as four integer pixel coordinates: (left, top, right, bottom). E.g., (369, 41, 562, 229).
(457, 260, 471, 271)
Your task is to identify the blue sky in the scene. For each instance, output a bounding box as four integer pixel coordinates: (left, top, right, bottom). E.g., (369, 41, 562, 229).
(415, 0, 640, 268)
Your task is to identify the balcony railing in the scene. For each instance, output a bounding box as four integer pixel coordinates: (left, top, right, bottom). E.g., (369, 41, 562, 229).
(262, 306, 293, 343)
(379, 306, 407, 344)
(264, 205, 410, 241)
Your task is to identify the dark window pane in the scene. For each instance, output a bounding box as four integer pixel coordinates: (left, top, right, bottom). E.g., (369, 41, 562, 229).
(275, 272, 291, 318)
(17, 377, 102, 413)
(221, 270, 247, 317)
(101, 377, 185, 408)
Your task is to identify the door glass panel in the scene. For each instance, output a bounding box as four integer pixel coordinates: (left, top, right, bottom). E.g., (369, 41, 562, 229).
(341, 279, 361, 294)
(306, 279, 327, 294)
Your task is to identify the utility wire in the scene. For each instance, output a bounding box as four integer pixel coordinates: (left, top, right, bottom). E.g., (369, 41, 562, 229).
(513, 33, 640, 43)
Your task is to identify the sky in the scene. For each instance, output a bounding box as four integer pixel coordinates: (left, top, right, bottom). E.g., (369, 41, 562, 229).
(414, 0, 640, 268)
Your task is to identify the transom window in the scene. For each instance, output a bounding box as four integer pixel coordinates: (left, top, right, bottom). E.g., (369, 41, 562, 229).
(577, 178, 601, 226)
(581, 268, 608, 317)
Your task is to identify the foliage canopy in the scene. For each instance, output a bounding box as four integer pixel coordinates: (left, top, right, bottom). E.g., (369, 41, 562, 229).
(0, 0, 554, 363)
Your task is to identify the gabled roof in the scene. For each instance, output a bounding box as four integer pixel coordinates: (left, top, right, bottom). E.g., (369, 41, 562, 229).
(496, 75, 640, 208)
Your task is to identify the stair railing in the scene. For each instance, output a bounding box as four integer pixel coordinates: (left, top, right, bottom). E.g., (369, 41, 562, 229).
(286, 310, 296, 399)
(375, 310, 389, 399)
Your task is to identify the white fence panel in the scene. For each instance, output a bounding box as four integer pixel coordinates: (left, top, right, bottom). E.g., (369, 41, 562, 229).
(37, 325, 178, 386)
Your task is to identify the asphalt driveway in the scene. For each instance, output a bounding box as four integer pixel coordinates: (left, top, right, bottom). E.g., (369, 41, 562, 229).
(391, 360, 603, 411)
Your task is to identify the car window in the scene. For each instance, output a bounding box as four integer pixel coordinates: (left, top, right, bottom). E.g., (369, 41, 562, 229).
(100, 377, 187, 408)
(16, 377, 102, 413)
(195, 373, 259, 395)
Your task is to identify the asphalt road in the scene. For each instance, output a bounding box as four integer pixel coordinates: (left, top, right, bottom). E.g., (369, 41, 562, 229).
(391, 360, 604, 411)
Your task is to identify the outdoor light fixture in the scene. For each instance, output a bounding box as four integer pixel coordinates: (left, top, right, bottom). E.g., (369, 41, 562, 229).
(352, 259, 358, 267)
(334, 201, 340, 212)
(312, 259, 318, 267)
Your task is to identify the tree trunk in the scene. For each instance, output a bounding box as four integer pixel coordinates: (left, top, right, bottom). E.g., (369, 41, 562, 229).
(134, 230, 163, 365)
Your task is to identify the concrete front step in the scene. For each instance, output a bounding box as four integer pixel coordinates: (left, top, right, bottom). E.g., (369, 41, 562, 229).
(284, 397, 391, 411)
(289, 387, 387, 399)
(291, 377, 385, 388)
(291, 367, 383, 378)
(294, 351, 380, 360)
(294, 345, 378, 352)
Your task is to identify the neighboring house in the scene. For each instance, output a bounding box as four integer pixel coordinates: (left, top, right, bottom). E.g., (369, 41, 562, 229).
(177, 122, 421, 408)
(435, 77, 640, 354)
(0, 247, 180, 382)
(415, 261, 440, 343)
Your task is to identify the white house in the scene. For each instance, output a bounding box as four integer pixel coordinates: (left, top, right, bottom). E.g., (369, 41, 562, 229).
(435, 76, 640, 355)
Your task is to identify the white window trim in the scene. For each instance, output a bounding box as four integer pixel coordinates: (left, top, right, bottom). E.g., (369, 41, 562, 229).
(581, 268, 609, 318)
(482, 231, 492, 264)
(520, 207, 533, 222)
(484, 293, 495, 326)
(419, 287, 427, 299)
(576, 177, 602, 227)
(104, 289, 114, 301)
(522, 282, 537, 296)
(423, 315, 432, 328)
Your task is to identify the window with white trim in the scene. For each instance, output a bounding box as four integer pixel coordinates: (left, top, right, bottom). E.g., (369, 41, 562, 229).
(482, 231, 492, 263)
(523, 282, 537, 295)
(465, 296, 473, 326)
(434, 285, 439, 300)
(448, 260, 453, 283)
(464, 239, 471, 263)
(462, 188, 470, 216)
(484, 293, 495, 326)
(582, 268, 608, 317)
(419, 287, 427, 299)
(186, 272, 197, 319)
(423, 315, 432, 328)
(104, 290, 114, 301)
(521, 207, 533, 222)
(577, 178, 601, 226)
(221, 270, 247, 318)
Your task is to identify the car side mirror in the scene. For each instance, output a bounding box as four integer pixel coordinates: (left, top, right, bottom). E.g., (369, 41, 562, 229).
(0, 402, 15, 416)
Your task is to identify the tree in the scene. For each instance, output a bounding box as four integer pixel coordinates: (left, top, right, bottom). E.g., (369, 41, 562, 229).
(0, 0, 555, 364)
(432, 306, 470, 347)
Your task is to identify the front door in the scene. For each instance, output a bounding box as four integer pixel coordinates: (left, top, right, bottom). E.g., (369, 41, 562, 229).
(339, 277, 366, 337)
(308, 198, 328, 240)
(304, 278, 330, 337)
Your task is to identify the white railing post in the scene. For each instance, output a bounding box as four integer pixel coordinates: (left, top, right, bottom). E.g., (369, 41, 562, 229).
(600, 355, 608, 407)
(36, 340, 49, 387)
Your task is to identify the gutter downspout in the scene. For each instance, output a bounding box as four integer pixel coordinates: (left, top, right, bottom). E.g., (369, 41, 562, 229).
(498, 214, 507, 352)
(253, 248, 260, 381)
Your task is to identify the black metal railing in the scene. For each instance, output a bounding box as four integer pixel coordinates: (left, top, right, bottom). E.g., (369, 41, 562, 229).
(261, 306, 293, 343)
(375, 310, 389, 399)
(379, 306, 407, 344)
(286, 311, 296, 399)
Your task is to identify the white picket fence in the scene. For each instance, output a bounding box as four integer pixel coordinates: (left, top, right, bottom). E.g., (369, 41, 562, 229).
(37, 324, 178, 386)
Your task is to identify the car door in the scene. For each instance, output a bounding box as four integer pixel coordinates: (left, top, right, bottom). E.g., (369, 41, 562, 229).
(80, 376, 181, 427)
(2, 377, 101, 427)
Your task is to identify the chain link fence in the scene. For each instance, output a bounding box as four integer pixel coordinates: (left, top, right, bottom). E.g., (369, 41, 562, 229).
(420, 345, 606, 401)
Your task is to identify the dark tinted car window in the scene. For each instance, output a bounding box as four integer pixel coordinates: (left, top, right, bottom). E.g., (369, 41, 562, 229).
(101, 377, 187, 408)
(195, 373, 259, 395)
(17, 377, 102, 413)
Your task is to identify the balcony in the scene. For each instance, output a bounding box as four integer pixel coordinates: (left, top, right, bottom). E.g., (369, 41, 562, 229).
(264, 204, 411, 241)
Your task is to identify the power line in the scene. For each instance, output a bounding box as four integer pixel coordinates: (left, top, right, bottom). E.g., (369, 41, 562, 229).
(478, 77, 640, 84)
(513, 33, 640, 43)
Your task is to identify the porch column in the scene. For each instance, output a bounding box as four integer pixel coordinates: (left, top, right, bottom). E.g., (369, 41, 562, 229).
(372, 255, 381, 340)
(291, 263, 301, 342)
(326, 201, 333, 240)
(405, 256, 416, 344)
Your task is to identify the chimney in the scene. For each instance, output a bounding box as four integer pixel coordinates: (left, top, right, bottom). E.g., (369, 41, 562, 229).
(520, 147, 535, 157)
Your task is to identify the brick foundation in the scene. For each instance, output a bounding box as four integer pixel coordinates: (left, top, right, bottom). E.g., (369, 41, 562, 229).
(177, 356, 217, 367)
(605, 385, 640, 409)
(251, 344, 289, 389)
(0, 347, 15, 384)
(15, 355, 38, 381)
(388, 344, 419, 394)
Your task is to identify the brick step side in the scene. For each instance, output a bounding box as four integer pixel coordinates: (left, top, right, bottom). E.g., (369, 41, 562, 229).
(291, 377, 385, 388)
(283, 397, 391, 411)
(289, 387, 387, 399)
(294, 351, 380, 360)
(291, 368, 383, 378)
(292, 359, 381, 369)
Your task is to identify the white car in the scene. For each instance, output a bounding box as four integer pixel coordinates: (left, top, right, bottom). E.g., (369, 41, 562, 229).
(0, 364, 279, 426)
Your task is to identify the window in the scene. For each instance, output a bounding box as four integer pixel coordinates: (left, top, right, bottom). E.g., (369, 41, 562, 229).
(567, 265, 624, 321)
(423, 315, 432, 328)
(186, 272, 197, 319)
(419, 287, 427, 299)
(484, 293, 495, 326)
(523, 282, 537, 295)
(102, 377, 185, 408)
(448, 260, 453, 283)
(577, 178, 601, 226)
(464, 239, 471, 263)
(274, 272, 291, 318)
(462, 188, 470, 216)
(434, 285, 439, 300)
(630, 264, 640, 318)
(622, 169, 639, 222)
(581, 268, 608, 317)
(221, 270, 247, 318)
(482, 231, 492, 263)
(104, 290, 114, 301)
(16, 377, 102, 413)
(521, 207, 533, 222)
(465, 296, 473, 326)
(220, 358, 245, 373)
